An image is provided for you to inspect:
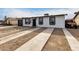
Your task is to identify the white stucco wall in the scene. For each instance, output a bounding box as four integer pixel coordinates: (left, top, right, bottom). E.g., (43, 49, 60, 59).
(23, 15, 65, 28)
(55, 16, 65, 28)
(23, 18, 32, 26)
(36, 16, 65, 28)
(36, 17, 52, 27)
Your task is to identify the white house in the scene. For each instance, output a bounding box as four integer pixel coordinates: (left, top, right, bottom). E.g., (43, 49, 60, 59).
(18, 14, 67, 28)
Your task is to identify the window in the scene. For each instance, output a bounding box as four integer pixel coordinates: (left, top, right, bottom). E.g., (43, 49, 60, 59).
(39, 17, 43, 25)
(49, 17, 55, 25)
(25, 18, 31, 24)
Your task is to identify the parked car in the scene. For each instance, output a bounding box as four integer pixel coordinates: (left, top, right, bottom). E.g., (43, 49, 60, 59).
(65, 20, 77, 28)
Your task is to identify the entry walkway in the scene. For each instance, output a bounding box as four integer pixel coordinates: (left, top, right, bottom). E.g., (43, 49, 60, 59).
(0, 28, 39, 45)
(16, 28, 54, 51)
(63, 29, 79, 51)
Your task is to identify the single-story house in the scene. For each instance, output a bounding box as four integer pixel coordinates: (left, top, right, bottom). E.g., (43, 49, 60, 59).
(18, 14, 67, 28)
(5, 17, 19, 25)
(0, 20, 4, 25)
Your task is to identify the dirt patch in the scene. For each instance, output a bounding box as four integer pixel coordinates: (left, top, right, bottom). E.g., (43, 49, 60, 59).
(68, 29, 79, 41)
(42, 28, 71, 51)
(0, 28, 46, 51)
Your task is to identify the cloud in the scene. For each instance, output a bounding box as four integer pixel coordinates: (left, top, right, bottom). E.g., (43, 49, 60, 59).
(7, 9, 33, 17)
(0, 8, 79, 20)
(33, 8, 79, 19)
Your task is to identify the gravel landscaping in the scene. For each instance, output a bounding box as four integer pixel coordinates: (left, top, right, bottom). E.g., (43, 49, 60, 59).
(0, 26, 17, 33)
(0, 28, 46, 51)
(42, 28, 71, 51)
(0, 27, 32, 38)
(68, 29, 79, 41)
(0, 27, 77, 51)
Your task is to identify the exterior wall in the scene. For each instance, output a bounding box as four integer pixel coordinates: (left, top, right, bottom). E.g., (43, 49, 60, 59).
(10, 20, 18, 25)
(55, 16, 65, 28)
(23, 16, 65, 28)
(6, 18, 18, 25)
(74, 14, 79, 26)
(0, 21, 3, 25)
(0, 22, 2, 24)
(36, 16, 65, 28)
(23, 18, 32, 26)
(36, 17, 51, 27)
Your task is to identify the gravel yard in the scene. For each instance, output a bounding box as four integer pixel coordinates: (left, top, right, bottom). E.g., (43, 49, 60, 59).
(42, 28, 71, 51)
(0, 26, 17, 33)
(0, 28, 46, 51)
(0, 27, 20, 33)
(68, 29, 79, 41)
(0, 27, 78, 51)
(0, 27, 32, 38)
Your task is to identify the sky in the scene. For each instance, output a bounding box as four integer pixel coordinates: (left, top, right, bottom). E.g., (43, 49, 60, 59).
(0, 8, 79, 20)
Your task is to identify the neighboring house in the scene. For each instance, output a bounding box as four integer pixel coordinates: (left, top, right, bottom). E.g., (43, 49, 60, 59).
(74, 11, 79, 27)
(18, 14, 67, 28)
(5, 17, 19, 25)
(0, 20, 4, 25)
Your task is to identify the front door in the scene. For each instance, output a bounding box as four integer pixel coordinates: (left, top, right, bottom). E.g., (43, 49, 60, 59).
(18, 20, 23, 26)
(32, 19, 36, 27)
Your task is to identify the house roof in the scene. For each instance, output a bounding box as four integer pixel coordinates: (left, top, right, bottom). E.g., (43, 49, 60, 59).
(66, 18, 73, 21)
(66, 11, 79, 21)
(22, 14, 67, 19)
(73, 11, 79, 19)
(6, 17, 21, 21)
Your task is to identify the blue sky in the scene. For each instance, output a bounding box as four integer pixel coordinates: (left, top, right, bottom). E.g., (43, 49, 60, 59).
(0, 8, 79, 20)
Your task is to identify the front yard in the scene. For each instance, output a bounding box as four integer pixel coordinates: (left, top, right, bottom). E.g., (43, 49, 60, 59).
(0, 26, 79, 51)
